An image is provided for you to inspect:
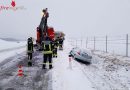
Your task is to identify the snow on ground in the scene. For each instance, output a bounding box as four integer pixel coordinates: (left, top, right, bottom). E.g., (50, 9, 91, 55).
(52, 40, 95, 90)
(0, 50, 52, 90)
(0, 39, 26, 51)
(90, 50, 130, 90)
(0, 39, 26, 63)
(52, 39, 130, 90)
(0, 48, 26, 63)
(0, 38, 130, 90)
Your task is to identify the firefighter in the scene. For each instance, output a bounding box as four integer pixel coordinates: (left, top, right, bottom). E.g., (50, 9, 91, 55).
(59, 37, 64, 50)
(53, 38, 59, 57)
(42, 36, 53, 69)
(56, 37, 59, 48)
(52, 39, 58, 58)
(56, 38, 59, 46)
(52, 40, 55, 57)
(27, 37, 34, 66)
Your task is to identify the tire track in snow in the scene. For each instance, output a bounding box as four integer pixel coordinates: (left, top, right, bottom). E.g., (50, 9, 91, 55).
(0, 50, 52, 90)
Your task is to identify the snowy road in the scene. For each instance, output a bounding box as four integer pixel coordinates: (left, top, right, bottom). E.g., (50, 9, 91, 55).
(0, 51, 52, 90)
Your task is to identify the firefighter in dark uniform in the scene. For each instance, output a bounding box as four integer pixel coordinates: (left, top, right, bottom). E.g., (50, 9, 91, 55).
(59, 37, 64, 50)
(42, 36, 53, 69)
(52, 39, 58, 58)
(54, 40, 59, 57)
(55, 37, 59, 48)
(27, 37, 34, 66)
(52, 40, 55, 57)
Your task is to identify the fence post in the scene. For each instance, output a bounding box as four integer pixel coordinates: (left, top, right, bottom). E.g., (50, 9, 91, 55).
(126, 34, 128, 57)
(69, 39, 72, 46)
(72, 39, 74, 46)
(86, 37, 88, 48)
(76, 39, 77, 47)
(94, 36, 95, 50)
(106, 35, 108, 53)
(81, 39, 82, 47)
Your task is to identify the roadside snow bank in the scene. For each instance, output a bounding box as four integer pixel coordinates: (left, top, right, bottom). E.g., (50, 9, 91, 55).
(0, 39, 26, 52)
(0, 48, 26, 63)
(0, 39, 26, 63)
(52, 40, 95, 90)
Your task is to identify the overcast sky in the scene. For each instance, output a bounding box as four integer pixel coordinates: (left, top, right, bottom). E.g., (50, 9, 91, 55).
(0, 0, 130, 39)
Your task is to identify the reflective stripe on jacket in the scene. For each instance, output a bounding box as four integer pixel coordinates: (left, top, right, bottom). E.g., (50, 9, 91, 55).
(27, 50, 33, 53)
(43, 43, 52, 54)
(43, 51, 52, 54)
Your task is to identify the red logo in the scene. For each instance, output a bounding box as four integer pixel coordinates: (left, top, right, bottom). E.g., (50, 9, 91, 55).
(11, 0, 16, 7)
(0, 0, 26, 12)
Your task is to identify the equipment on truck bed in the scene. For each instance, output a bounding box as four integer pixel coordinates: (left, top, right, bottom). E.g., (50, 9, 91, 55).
(36, 8, 55, 51)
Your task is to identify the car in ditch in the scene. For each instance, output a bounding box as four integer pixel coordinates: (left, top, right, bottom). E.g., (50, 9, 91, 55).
(69, 47, 92, 64)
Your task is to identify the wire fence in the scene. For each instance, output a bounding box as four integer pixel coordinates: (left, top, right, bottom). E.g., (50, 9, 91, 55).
(68, 34, 130, 57)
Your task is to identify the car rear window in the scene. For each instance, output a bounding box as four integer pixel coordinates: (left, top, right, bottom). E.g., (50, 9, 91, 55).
(82, 53, 88, 57)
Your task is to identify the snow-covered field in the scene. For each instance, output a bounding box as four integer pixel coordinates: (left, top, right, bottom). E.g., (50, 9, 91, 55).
(0, 39, 26, 51)
(0, 39, 26, 63)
